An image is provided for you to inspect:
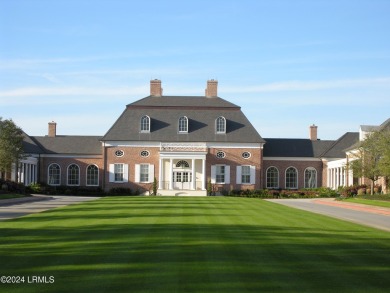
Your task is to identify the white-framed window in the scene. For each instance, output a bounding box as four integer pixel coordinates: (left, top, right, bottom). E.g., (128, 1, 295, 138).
(236, 165, 255, 184)
(285, 167, 298, 189)
(216, 151, 226, 158)
(216, 116, 226, 134)
(241, 166, 251, 184)
(140, 150, 150, 157)
(178, 116, 188, 133)
(86, 164, 99, 186)
(266, 166, 279, 189)
(109, 163, 129, 183)
(48, 163, 61, 186)
(242, 152, 251, 159)
(304, 167, 317, 188)
(211, 165, 230, 184)
(67, 164, 80, 186)
(140, 164, 149, 182)
(115, 150, 124, 157)
(135, 164, 154, 183)
(140, 115, 150, 132)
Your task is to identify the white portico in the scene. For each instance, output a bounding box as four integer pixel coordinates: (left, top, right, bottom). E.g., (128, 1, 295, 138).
(158, 143, 207, 196)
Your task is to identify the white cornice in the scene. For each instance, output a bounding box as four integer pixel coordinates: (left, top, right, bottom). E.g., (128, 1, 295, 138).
(263, 157, 321, 162)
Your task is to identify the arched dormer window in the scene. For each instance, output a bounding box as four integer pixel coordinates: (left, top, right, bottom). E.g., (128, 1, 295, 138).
(216, 116, 226, 134)
(140, 115, 150, 133)
(178, 116, 188, 133)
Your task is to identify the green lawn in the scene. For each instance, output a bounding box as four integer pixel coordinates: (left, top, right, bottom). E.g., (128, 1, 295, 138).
(1, 197, 389, 293)
(344, 198, 390, 208)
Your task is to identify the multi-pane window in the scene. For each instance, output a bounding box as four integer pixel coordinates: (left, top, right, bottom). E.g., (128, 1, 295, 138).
(286, 167, 298, 189)
(241, 166, 251, 184)
(266, 167, 279, 189)
(178, 116, 188, 133)
(140, 164, 149, 183)
(86, 165, 99, 186)
(216, 116, 226, 133)
(216, 165, 225, 183)
(48, 163, 60, 185)
(67, 164, 80, 186)
(304, 168, 317, 188)
(140, 115, 150, 132)
(114, 164, 124, 182)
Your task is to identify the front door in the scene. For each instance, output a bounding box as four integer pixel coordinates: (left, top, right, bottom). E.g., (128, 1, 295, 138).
(173, 171, 192, 190)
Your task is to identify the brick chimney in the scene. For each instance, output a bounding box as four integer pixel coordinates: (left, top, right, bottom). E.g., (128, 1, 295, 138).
(205, 79, 218, 97)
(309, 124, 318, 141)
(150, 79, 162, 96)
(48, 121, 57, 137)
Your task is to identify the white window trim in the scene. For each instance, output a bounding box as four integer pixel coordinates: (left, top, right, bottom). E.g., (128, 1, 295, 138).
(285, 166, 298, 189)
(215, 116, 226, 134)
(178, 116, 188, 133)
(135, 164, 154, 183)
(109, 163, 128, 183)
(140, 115, 151, 133)
(266, 166, 279, 189)
(237, 165, 256, 185)
(211, 165, 230, 184)
(304, 167, 317, 188)
(47, 163, 61, 186)
(67, 164, 80, 186)
(86, 164, 99, 186)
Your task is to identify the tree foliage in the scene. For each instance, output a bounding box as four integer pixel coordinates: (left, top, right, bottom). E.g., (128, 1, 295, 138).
(0, 117, 25, 176)
(349, 130, 390, 194)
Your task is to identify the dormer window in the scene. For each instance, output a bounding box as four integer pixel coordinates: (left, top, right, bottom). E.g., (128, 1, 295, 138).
(178, 116, 188, 133)
(140, 115, 150, 132)
(216, 116, 226, 134)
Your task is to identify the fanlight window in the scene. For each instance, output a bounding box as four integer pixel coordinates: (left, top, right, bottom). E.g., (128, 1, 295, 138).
(304, 167, 317, 188)
(266, 167, 279, 189)
(178, 116, 188, 133)
(216, 116, 226, 134)
(285, 167, 298, 189)
(140, 115, 150, 132)
(176, 160, 190, 168)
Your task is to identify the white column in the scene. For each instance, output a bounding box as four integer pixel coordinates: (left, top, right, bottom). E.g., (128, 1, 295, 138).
(191, 159, 195, 190)
(327, 168, 330, 188)
(158, 159, 163, 189)
(336, 168, 339, 188)
(202, 159, 206, 190)
(169, 158, 173, 190)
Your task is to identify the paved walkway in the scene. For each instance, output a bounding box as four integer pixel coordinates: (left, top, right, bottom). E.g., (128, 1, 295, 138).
(0, 195, 100, 221)
(266, 198, 390, 232)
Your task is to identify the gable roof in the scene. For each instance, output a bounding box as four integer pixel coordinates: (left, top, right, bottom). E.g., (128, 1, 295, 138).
(30, 136, 102, 155)
(22, 132, 44, 154)
(102, 95, 265, 143)
(320, 132, 359, 158)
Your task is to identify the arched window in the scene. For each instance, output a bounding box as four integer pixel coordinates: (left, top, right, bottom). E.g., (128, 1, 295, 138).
(48, 163, 61, 186)
(67, 164, 80, 186)
(176, 160, 190, 168)
(216, 116, 226, 134)
(285, 167, 298, 189)
(86, 165, 99, 186)
(140, 115, 150, 132)
(304, 167, 317, 188)
(266, 167, 279, 189)
(178, 116, 188, 133)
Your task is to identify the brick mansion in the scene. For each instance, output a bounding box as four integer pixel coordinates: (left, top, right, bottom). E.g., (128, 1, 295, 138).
(8, 80, 390, 195)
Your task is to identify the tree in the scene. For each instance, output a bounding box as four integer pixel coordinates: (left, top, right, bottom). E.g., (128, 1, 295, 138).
(0, 117, 25, 181)
(348, 130, 390, 194)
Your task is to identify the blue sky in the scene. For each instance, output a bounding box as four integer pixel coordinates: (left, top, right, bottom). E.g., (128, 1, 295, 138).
(1, 0, 389, 140)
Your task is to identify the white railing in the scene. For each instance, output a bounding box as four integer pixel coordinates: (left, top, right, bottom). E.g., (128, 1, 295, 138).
(160, 142, 207, 152)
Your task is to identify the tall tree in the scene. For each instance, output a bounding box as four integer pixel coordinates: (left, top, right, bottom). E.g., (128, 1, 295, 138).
(0, 117, 25, 181)
(348, 130, 390, 194)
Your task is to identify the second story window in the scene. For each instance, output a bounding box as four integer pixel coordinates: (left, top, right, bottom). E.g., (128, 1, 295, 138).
(140, 115, 150, 132)
(178, 116, 188, 133)
(216, 116, 226, 134)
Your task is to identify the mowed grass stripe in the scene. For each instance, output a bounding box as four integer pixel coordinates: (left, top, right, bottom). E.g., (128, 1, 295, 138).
(0, 196, 389, 293)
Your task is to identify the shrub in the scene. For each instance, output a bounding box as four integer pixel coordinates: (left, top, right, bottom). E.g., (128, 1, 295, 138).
(108, 187, 133, 196)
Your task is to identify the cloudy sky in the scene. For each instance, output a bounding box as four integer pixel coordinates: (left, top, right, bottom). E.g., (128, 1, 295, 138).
(1, 0, 390, 140)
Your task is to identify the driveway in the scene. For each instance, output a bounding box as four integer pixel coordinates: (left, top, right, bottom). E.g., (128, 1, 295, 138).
(266, 198, 390, 232)
(0, 195, 100, 221)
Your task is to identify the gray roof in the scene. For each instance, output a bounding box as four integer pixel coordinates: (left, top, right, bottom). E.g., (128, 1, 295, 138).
(30, 136, 102, 155)
(103, 96, 265, 143)
(320, 132, 359, 158)
(263, 132, 359, 159)
(263, 139, 335, 158)
(22, 132, 44, 154)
